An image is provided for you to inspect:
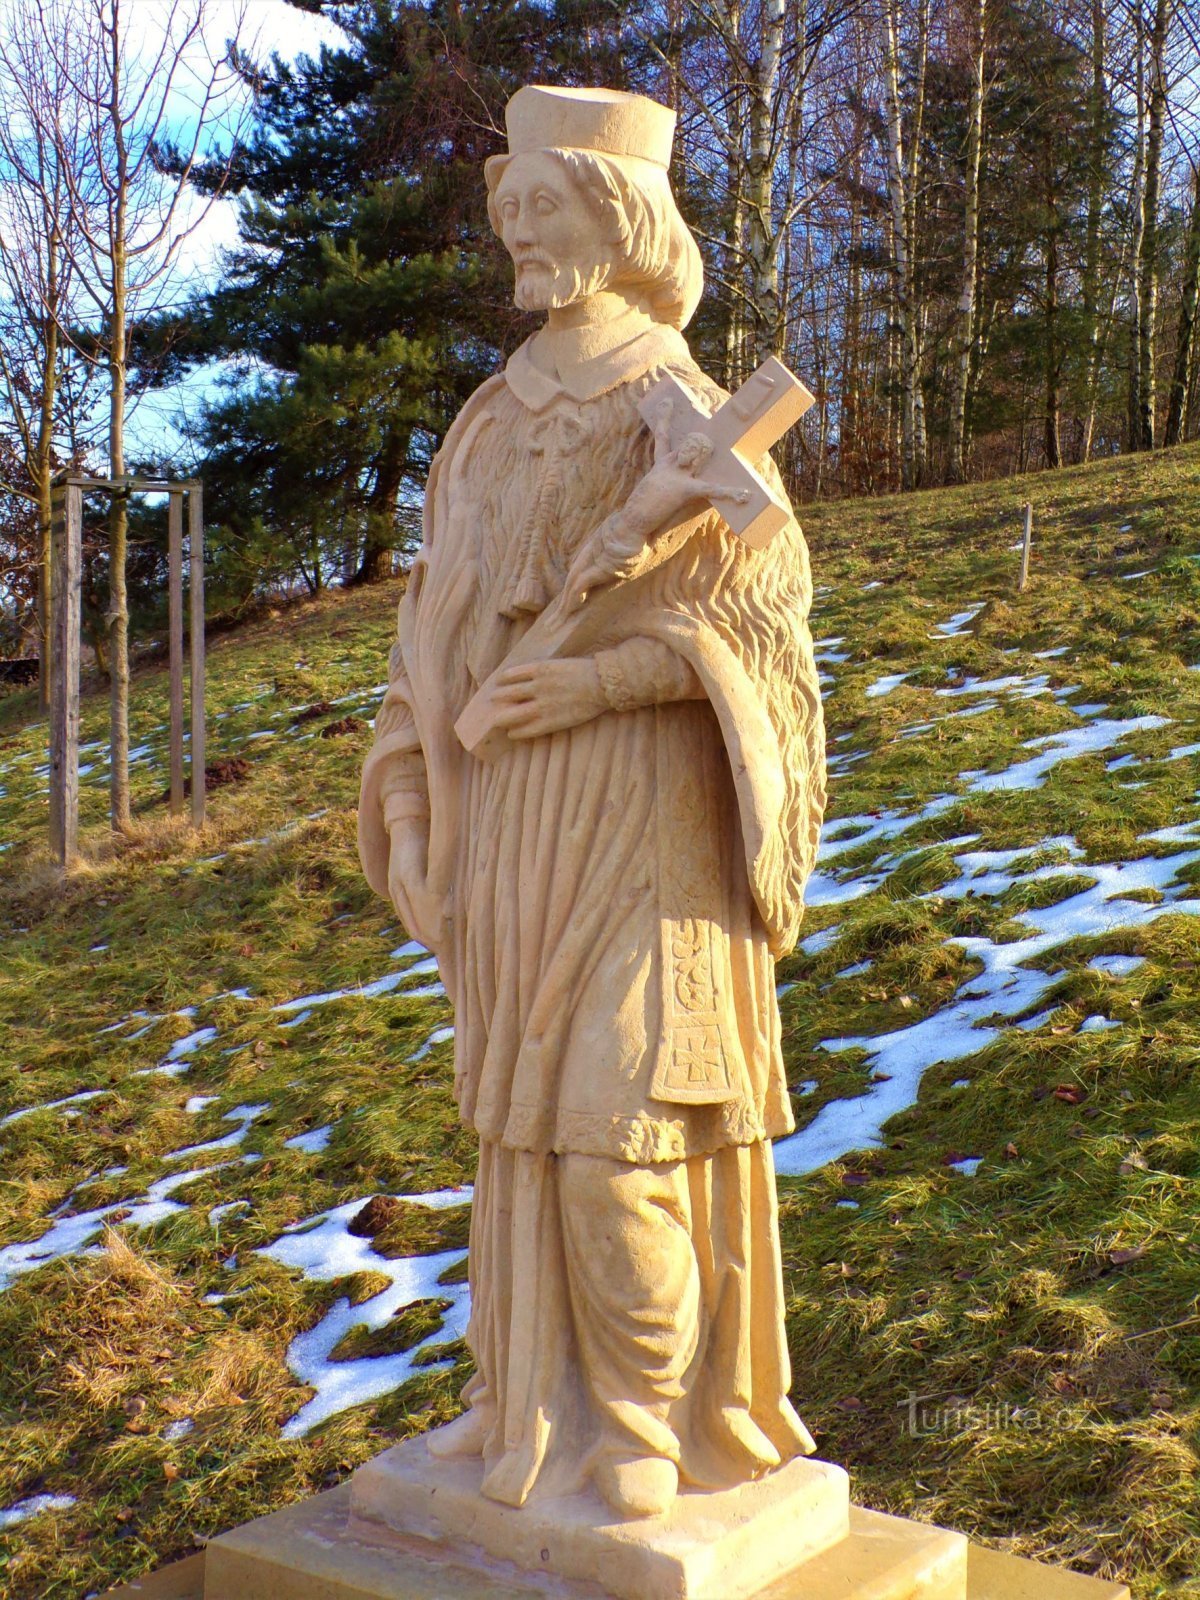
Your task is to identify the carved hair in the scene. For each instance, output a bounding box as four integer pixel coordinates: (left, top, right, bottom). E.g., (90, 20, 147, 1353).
(485, 148, 704, 331)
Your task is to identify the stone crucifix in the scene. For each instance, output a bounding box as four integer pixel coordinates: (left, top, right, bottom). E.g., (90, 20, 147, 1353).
(455, 355, 815, 761)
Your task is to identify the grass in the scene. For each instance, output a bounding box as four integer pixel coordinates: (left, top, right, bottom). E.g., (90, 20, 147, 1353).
(2, 441, 1200, 1596)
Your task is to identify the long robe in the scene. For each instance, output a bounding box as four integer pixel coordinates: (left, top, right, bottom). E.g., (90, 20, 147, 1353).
(359, 317, 827, 1506)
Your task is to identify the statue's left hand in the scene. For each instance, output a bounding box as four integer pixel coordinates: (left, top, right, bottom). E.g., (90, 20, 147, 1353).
(490, 658, 608, 738)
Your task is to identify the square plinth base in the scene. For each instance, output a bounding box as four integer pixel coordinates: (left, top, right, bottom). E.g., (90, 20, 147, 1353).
(103, 1480, 1133, 1600)
(348, 1437, 851, 1600)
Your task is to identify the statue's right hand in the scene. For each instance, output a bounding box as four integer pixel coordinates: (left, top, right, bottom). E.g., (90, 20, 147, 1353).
(387, 823, 448, 954)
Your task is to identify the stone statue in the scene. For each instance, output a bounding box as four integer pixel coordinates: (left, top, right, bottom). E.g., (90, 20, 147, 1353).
(358, 84, 826, 1531)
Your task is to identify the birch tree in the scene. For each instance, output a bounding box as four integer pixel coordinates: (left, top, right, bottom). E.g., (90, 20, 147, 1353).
(946, 0, 987, 483)
(881, 0, 928, 489)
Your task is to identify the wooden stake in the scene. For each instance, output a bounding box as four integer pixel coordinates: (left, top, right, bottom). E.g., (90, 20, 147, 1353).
(168, 489, 185, 814)
(1019, 501, 1033, 592)
(188, 485, 206, 829)
(49, 482, 82, 867)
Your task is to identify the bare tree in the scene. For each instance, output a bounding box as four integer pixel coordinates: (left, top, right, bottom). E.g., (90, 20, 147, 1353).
(881, 0, 929, 490)
(946, 0, 987, 483)
(0, 2, 100, 707)
(16, 0, 247, 830)
(1165, 156, 1200, 446)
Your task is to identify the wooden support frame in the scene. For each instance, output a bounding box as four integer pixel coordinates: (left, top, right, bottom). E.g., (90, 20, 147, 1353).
(48, 482, 82, 865)
(47, 474, 206, 868)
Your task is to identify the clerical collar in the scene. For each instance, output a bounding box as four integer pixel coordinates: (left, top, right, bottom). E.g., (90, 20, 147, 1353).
(504, 315, 690, 411)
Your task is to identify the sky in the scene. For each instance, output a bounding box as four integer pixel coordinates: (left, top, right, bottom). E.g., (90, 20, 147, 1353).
(116, 0, 350, 457)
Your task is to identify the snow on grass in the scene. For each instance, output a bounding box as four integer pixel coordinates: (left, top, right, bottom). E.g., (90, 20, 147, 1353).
(133, 1026, 219, 1079)
(162, 1103, 270, 1163)
(0, 1163, 249, 1292)
(866, 671, 914, 698)
(774, 831, 1200, 1177)
(936, 673, 1050, 699)
(965, 716, 1169, 793)
(1, 1090, 108, 1129)
(285, 1124, 334, 1153)
(0, 1494, 76, 1529)
(1078, 1015, 1122, 1033)
(799, 926, 840, 957)
(258, 1189, 472, 1436)
(1088, 954, 1145, 977)
(933, 603, 984, 637)
(405, 1026, 455, 1066)
(271, 945, 441, 1017)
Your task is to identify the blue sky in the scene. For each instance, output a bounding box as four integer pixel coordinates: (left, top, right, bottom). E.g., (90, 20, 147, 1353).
(122, 0, 349, 461)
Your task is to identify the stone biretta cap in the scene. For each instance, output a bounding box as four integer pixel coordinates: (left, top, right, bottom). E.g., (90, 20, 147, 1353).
(504, 85, 676, 170)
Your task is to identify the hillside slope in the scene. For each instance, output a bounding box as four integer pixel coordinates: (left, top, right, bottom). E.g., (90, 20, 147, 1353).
(2, 443, 1199, 1598)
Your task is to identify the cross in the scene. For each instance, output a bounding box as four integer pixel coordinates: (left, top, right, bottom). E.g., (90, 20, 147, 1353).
(637, 355, 815, 550)
(453, 355, 815, 760)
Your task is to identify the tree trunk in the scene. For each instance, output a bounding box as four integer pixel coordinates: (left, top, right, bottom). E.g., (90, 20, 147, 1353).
(108, 238, 132, 831)
(1081, 0, 1107, 461)
(947, 0, 986, 484)
(1134, 0, 1170, 451)
(1127, 3, 1147, 449)
(1045, 205, 1061, 468)
(352, 428, 409, 585)
(34, 220, 61, 715)
(882, 0, 922, 490)
(745, 0, 785, 365)
(1165, 167, 1200, 447)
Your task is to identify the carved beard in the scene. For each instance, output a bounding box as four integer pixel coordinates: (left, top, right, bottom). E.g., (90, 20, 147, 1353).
(513, 257, 612, 312)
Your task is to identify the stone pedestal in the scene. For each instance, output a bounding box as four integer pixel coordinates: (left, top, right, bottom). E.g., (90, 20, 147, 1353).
(349, 1438, 854, 1599)
(104, 1445, 1131, 1600)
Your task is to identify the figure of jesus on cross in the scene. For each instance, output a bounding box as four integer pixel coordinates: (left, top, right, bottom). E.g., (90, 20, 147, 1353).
(456, 355, 814, 760)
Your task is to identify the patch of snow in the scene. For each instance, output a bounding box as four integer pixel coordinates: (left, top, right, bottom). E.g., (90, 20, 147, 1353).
(208, 1200, 251, 1227)
(404, 1025, 456, 1067)
(774, 832, 1200, 1177)
(1078, 1015, 1121, 1033)
(0, 1164, 241, 1292)
(273, 954, 446, 1015)
(162, 1418, 194, 1442)
(965, 716, 1168, 792)
(835, 960, 873, 980)
(0, 1494, 76, 1529)
(865, 672, 913, 699)
(936, 673, 1049, 699)
(1088, 954, 1145, 977)
(1, 1089, 107, 1128)
(259, 1189, 473, 1436)
(948, 1157, 982, 1176)
(134, 1026, 219, 1078)
(163, 1103, 270, 1163)
(285, 1124, 334, 1154)
(933, 603, 984, 637)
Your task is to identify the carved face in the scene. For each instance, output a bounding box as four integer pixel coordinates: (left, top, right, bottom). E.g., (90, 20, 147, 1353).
(492, 151, 612, 312)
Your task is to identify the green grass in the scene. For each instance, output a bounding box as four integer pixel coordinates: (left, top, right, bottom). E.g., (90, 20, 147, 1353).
(3, 443, 1200, 1596)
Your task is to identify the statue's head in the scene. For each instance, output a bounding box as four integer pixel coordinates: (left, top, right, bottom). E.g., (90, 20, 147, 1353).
(485, 86, 703, 330)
